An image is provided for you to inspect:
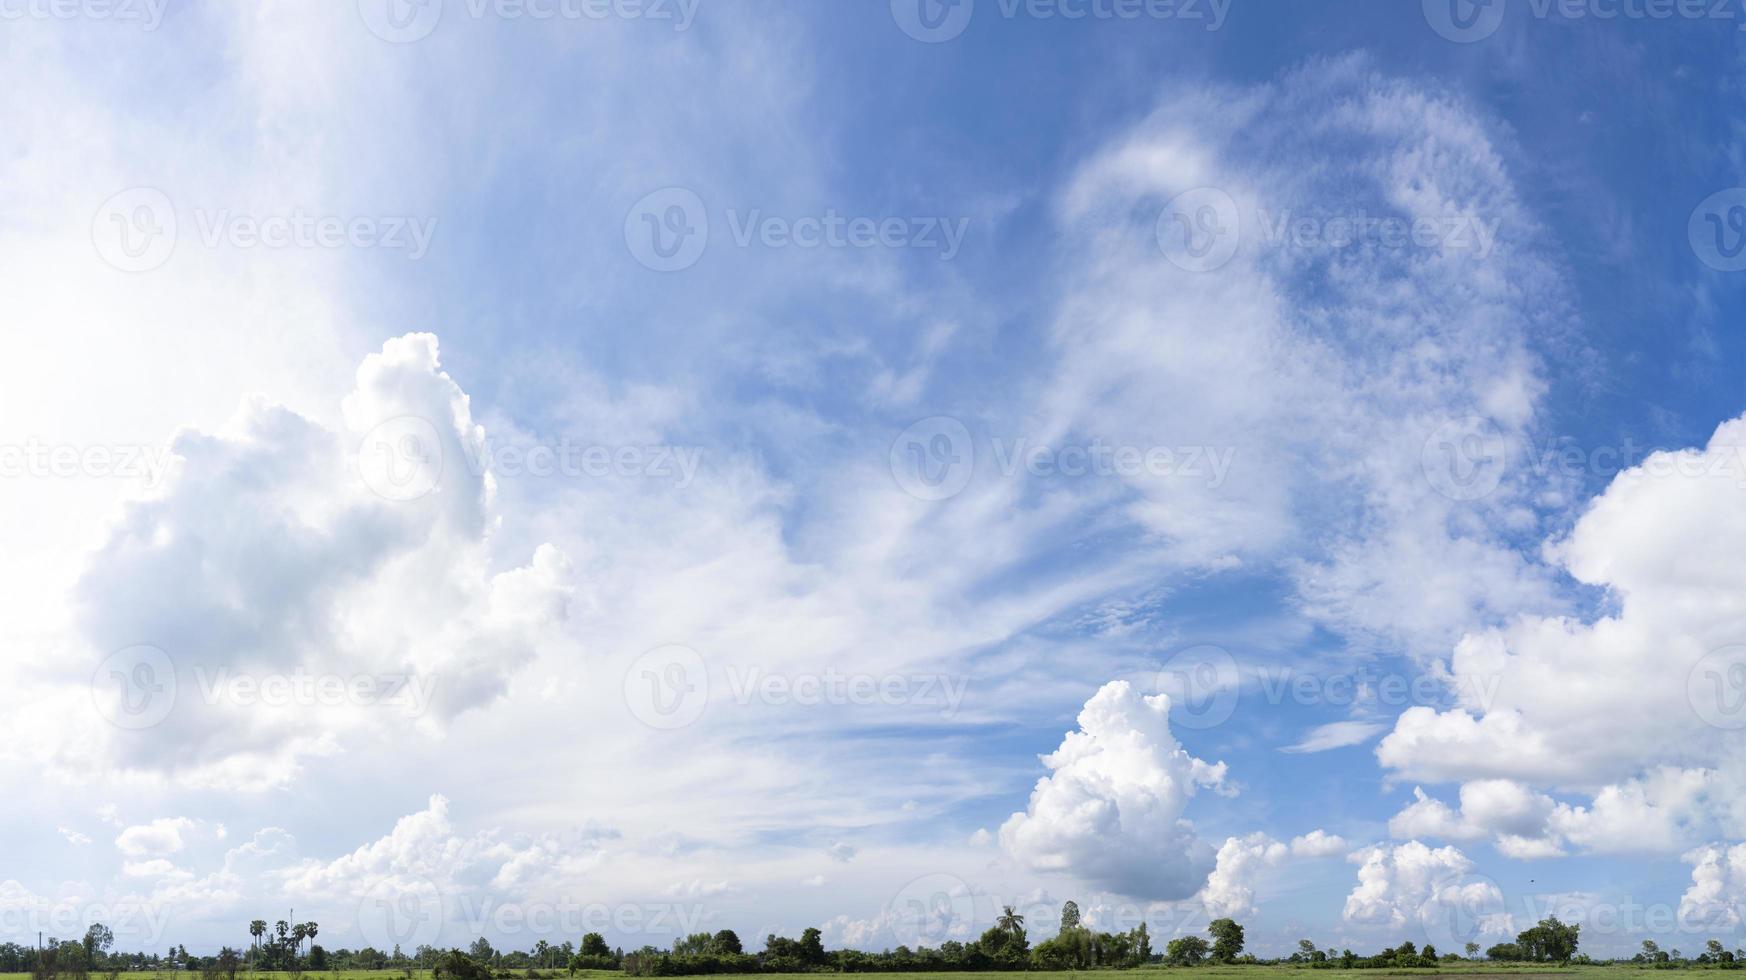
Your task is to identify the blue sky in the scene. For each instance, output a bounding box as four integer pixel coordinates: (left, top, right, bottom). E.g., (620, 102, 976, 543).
(3, 0, 1746, 963)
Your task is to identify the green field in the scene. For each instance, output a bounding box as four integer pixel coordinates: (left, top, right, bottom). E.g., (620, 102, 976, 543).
(0, 966, 1685, 980)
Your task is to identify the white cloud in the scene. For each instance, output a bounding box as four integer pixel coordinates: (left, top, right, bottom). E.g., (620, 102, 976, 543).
(116, 818, 197, 858)
(1376, 416, 1746, 854)
(1379, 415, 1746, 787)
(1044, 54, 1570, 658)
(1282, 720, 1388, 754)
(58, 828, 91, 846)
(1342, 841, 1511, 940)
(1290, 830, 1350, 859)
(1000, 680, 1228, 900)
(9, 335, 571, 792)
(1199, 829, 1348, 918)
(1679, 843, 1746, 930)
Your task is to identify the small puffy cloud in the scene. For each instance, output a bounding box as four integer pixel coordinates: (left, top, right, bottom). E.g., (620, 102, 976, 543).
(122, 859, 191, 880)
(1390, 788, 1478, 841)
(1290, 830, 1349, 858)
(116, 817, 198, 858)
(1679, 843, 1746, 930)
(1200, 830, 1347, 917)
(1391, 772, 1712, 858)
(664, 879, 732, 899)
(1343, 841, 1509, 938)
(826, 841, 858, 863)
(968, 829, 993, 847)
(1545, 768, 1716, 854)
(800, 875, 827, 887)
(58, 828, 91, 846)
(1000, 680, 1229, 900)
(279, 793, 610, 945)
(1200, 833, 1289, 918)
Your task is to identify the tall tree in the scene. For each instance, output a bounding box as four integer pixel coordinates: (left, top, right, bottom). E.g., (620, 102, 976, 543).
(996, 907, 1025, 935)
(1059, 901, 1081, 931)
(1208, 918, 1245, 963)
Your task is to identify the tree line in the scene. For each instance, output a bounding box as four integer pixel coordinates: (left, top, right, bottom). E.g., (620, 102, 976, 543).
(13, 904, 1746, 977)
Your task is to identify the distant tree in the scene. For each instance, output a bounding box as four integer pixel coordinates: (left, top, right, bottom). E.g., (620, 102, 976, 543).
(81, 926, 113, 965)
(1516, 916, 1580, 963)
(579, 935, 611, 959)
(997, 907, 1026, 936)
(467, 938, 495, 965)
(1487, 942, 1524, 961)
(216, 948, 240, 980)
(433, 951, 491, 980)
(1165, 936, 1209, 966)
(1060, 901, 1081, 931)
(710, 930, 742, 955)
(1208, 918, 1245, 963)
(1465, 942, 1480, 960)
(799, 928, 825, 966)
(249, 922, 266, 952)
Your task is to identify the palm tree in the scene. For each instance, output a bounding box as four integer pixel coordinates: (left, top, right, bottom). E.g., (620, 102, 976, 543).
(997, 906, 1025, 935)
(291, 924, 308, 956)
(302, 922, 318, 955)
(249, 921, 266, 951)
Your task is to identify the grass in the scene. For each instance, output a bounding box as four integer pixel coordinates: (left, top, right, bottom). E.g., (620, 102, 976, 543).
(0, 967, 1695, 980)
